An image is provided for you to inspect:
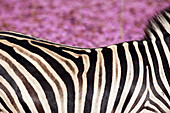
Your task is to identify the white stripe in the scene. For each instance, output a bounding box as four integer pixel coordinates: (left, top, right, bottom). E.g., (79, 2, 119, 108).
(142, 100, 161, 113)
(0, 52, 38, 113)
(0, 90, 17, 113)
(130, 66, 150, 112)
(124, 41, 144, 112)
(0, 32, 91, 53)
(0, 102, 9, 113)
(29, 44, 80, 113)
(106, 45, 121, 113)
(12, 44, 66, 113)
(79, 54, 89, 113)
(116, 42, 134, 112)
(143, 41, 169, 110)
(165, 11, 170, 20)
(151, 39, 170, 96)
(147, 30, 170, 96)
(151, 20, 170, 67)
(25, 44, 68, 113)
(91, 49, 106, 113)
(0, 76, 25, 113)
(158, 14, 170, 34)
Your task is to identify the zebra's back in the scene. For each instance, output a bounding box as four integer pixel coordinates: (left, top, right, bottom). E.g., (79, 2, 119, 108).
(0, 7, 169, 113)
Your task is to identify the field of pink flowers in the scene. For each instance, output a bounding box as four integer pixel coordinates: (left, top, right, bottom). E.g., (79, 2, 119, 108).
(0, 0, 169, 47)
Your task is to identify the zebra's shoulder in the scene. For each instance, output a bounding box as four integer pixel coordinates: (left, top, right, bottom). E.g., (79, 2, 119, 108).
(144, 6, 170, 41)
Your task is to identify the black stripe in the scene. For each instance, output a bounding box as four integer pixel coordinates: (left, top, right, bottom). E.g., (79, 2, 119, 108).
(150, 98, 166, 113)
(129, 41, 148, 112)
(33, 39, 85, 95)
(142, 106, 157, 112)
(153, 12, 170, 42)
(147, 52, 170, 110)
(31, 39, 79, 113)
(150, 20, 170, 86)
(0, 31, 54, 44)
(136, 91, 152, 112)
(0, 97, 12, 113)
(162, 9, 170, 25)
(100, 47, 112, 113)
(33, 40, 85, 86)
(138, 70, 166, 113)
(32, 41, 89, 54)
(137, 92, 158, 113)
(31, 40, 88, 92)
(154, 31, 170, 87)
(121, 41, 140, 112)
(6, 36, 77, 112)
(34, 39, 86, 112)
(156, 38, 170, 86)
(0, 41, 58, 113)
(84, 49, 97, 113)
(112, 44, 127, 112)
(147, 36, 170, 100)
(0, 53, 45, 113)
(76, 57, 84, 102)
(0, 31, 91, 50)
(0, 64, 31, 113)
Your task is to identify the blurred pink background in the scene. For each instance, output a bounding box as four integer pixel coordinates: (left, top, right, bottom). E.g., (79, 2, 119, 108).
(0, 0, 169, 48)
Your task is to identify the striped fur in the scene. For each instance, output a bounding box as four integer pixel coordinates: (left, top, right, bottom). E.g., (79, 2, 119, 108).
(0, 7, 169, 113)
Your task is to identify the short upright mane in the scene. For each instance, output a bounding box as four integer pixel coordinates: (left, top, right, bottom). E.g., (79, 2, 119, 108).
(144, 6, 170, 41)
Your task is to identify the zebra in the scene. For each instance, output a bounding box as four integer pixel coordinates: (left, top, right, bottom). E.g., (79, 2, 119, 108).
(0, 7, 169, 113)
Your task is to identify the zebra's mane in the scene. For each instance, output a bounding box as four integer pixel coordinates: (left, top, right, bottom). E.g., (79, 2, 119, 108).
(144, 6, 170, 41)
